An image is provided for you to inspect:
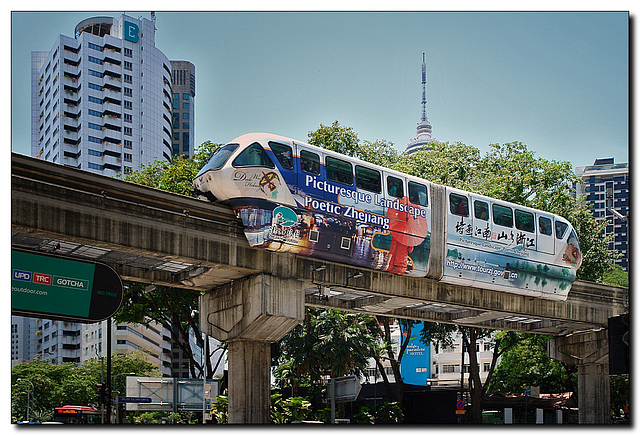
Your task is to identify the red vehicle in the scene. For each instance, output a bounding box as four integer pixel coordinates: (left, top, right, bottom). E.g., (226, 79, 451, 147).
(54, 405, 101, 424)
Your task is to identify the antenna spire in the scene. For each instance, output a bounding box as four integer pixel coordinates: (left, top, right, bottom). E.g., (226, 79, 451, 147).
(421, 52, 427, 122)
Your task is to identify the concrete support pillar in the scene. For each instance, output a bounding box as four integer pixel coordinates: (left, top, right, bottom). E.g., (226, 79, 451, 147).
(227, 340, 272, 424)
(200, 274, 305, 424)
(548, 328, 610, 424)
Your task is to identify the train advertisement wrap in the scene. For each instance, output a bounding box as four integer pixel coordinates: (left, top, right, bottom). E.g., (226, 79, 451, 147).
(193, 133, 581, 300)
(228, 168, 432, 276)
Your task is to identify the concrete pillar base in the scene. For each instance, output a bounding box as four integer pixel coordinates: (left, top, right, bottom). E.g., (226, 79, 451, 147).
(548, 328, 610, 424)
(227, 340, 271, 424)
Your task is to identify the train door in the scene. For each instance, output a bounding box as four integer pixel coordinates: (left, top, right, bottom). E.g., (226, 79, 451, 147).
(513, 208, 537, 251)
(445, 189, 475, 284)
(536, 214, 555, 255)
(296, 146, 323, 200)
(268, 140, 297, 195)
(383, 172, 411, 273)
(491, 202, 515, 247)
(470, 195, 491, 243)
(447, 190, 471, 245)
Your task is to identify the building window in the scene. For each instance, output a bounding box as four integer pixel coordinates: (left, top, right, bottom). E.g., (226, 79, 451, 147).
(442, 364, 459, 374)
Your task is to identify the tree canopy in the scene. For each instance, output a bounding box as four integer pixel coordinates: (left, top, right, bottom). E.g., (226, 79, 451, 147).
(11, 352, 159, 422)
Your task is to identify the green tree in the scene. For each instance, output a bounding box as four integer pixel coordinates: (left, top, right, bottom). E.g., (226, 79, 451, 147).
(114, 283, 208, 379)
(355, 139, 400, 167)
(276, 308, 377, 385)
(11, 351, 159, 422)
(120, 141, 219, 196)
(601, 264, 628, 287)
(487, 333, 576, 394)
(307, 121, 359, 156)
(366, 317, 418, 407)
(394, 141, 482, 191)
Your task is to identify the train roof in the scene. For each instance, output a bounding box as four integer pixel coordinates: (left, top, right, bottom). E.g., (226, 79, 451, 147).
(228, 133, 570, 224)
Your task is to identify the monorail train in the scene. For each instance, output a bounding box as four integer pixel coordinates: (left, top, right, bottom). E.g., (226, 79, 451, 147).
(193, 133, 582, 300)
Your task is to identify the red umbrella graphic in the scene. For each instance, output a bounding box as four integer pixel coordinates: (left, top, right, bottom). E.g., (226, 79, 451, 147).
(386, 197, 428, 274)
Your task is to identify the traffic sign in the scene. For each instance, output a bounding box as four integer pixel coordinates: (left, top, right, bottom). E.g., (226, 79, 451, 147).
(456, 400, 465, 410)
(11, 249, 123, 323)
(117, 397, 152, 403)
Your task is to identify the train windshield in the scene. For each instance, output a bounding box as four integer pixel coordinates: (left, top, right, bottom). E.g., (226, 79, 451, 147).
(196, 143, 239, 176)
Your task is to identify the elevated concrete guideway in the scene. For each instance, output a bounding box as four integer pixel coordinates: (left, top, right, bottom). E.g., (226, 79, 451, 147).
(12, 153, 628, 424)
(12, 153, 628, 334)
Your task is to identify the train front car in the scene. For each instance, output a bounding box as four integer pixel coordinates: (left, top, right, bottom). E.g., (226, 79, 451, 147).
(193, 134, 300, 247)
(440, 188, 582, 301)
(193, 133, 432, 274)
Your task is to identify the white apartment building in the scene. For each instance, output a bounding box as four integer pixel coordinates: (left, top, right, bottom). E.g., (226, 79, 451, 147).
(18, 14, 203, 377)
(430, 334, 496, 389)
(81, 320, 172, 377)
(31, 14, 173, 176)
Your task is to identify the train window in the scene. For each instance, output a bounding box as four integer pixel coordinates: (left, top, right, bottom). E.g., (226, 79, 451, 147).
(450, 193, 469, 217)
(555, 221, 568, 239)
(232, 142, 275, 168)
(300, 150, 320, 175)
(408, 181, 428, 206)
(492, 204, 513, 227)
(539, 216, 553, 236)
(200, 143, 238, 172)
(387, 176, 404, 198)
(269, 142, 293, 170)
(355, 165, 381, 193)
(515, 210, 534, 232)
(326, 156, 353, 185)
(474, 200, 489, 220)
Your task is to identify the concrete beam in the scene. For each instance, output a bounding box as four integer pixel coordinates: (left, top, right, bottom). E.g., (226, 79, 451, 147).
(199, 274, 305, 343)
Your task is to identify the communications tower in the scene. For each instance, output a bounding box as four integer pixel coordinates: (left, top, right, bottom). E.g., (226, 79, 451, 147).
(405, 53, 435, 155)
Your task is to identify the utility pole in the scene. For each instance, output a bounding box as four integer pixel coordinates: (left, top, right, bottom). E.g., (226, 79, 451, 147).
(106, 317, 112, 423)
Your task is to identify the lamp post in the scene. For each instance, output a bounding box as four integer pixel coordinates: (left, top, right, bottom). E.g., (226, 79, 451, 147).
(113, 372, 135, 424)
(24, 350, 55, 422)
(16, 378, 34, 422)
(95, 348, 105, 423)
(191, 309, 207, 424)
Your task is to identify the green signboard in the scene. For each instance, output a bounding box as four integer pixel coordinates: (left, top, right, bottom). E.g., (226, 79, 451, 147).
(11, 249, 123, 323)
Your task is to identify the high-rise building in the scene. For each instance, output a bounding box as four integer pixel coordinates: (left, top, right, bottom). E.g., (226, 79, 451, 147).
(171, 61, 196, 158)
(405, 53, 435, 155)
(20, 13, 201, 376)
(11, 316, 37, 366)
(31, 14, 173, 176)
(575, 158, 629, 270)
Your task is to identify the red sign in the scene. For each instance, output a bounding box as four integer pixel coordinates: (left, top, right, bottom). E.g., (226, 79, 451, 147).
(33, 273, 51, 285)
(456, 400, 465, 410)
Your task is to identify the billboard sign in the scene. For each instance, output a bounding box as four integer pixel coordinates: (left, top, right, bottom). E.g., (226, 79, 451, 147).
(400, 322, 431, 385)
(11, 249, 123, 322)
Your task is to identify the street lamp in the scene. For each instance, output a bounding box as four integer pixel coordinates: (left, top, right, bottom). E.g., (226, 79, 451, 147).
(23, 350, 55, 422)
(113, 372, 135, 424)
(191, 309, 207, 425)
(16, 378, 34, 422)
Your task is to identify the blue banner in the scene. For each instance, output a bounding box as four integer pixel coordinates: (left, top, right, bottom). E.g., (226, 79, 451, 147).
(400, 322, 431, 385)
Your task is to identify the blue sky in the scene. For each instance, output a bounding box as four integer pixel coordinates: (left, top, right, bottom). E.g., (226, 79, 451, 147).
(10, 10, 629, 169)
